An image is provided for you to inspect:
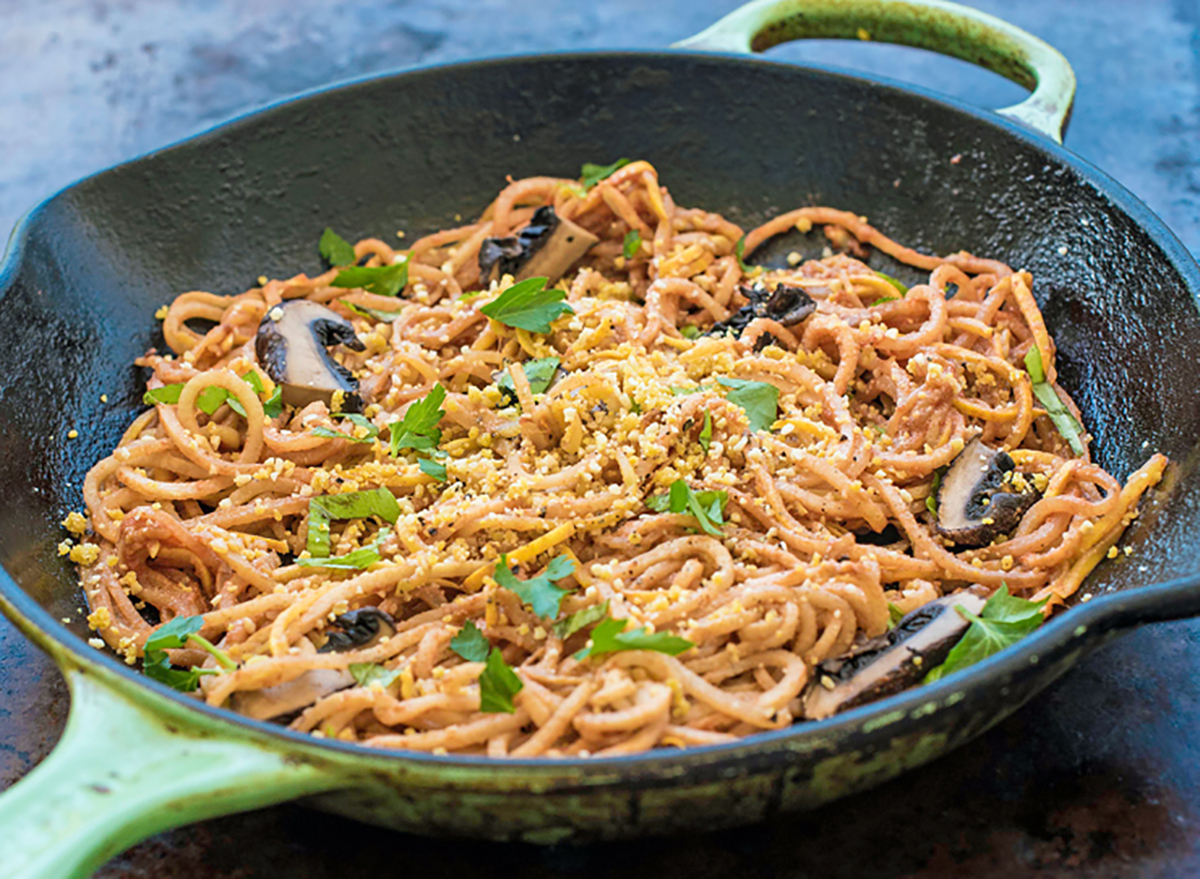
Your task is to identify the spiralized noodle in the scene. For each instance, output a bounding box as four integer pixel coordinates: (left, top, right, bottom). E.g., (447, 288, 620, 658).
(68, 161, 1166, 756)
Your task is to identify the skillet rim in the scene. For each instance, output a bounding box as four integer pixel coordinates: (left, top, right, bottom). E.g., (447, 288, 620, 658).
(2, 48, 1198, 775)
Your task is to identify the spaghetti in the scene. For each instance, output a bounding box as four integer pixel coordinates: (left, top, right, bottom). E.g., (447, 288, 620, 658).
(69, 160, 1166, 756)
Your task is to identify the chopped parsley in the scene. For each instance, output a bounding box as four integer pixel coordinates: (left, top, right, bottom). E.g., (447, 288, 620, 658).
(319, 228, 358, 267)
(869, 296, 900, 307)
(418, 457, 447, 482)
(679, 324, 701, 340)
(579, 158, 630, 192)
(496, 356, 560, 405)
(623, 229, 642, 260)
(388, 384, 446, 455)
(340, 298, 404, 322)
(734, 235, 752, 272)
(449, 620, 490, 662)
(574, 616, 694, 661)
(145, 371, 281, 418)
(699, 410, 713, 454)
(923, 586, 1047, 683)
(717, 377, 779, 432)
(331, 259, 409, 297)
(349, 662, 402, 689)
(887, 602, 905, 629)
(1024, 346, 1085, 456)
(479, 277, 573, 333)
(926, 467, 944, 517)
(143, 615, 235, 692)
(646, 479, 728, 537)
(876, 271, 909, 296)
(312, 413, 379, 443)
(306, 487, 400, 558)
(552, 600, 610, 640)
(494, 553, 576, 619)
(297, 527, 391, 570)
(478, 647, 523, 713)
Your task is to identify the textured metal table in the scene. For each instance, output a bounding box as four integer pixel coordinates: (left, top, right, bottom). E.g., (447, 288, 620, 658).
(2, 1, 1199, 875)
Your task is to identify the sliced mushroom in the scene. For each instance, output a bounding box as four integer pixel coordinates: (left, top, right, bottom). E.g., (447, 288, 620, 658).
(232, 667, 355, 722)
(318, 607, 397, 653)
(707, 281, 817, 338)
(478, 206, 599, 285)
(255, 300, 366, 411)
(936, 437, 1040, 548)
(803, 591, 987, 720)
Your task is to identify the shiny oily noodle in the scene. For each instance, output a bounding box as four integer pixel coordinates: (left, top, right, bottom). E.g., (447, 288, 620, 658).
(71, 160, 1166, 757)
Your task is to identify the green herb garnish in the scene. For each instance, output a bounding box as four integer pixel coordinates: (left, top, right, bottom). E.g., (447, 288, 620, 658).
(340, 298, 404, 322)
(699, 410, 713, 454)
(579, 159, 630, 192)
(418, 457, 447, 482)
(145, 372, 281, 418)
(450, 620, 490, 662)
(574, 616, 694, 661)
(623, 229, 642, 260)
(312, 413, 380, 443)
(552, 600, 610, 640)
(717, 377, 779, 432)
(680, 324, 701, 340)
(388, 384, 446, 455)
(876, 271, 908, 296)
(306, 488, 400, 558)
(319, 228, 358, 267)
(1024, 346, 1085, 455)
(923, 586, 1048, 683)
(494, 553, 576, 619)
(480, 277, 573, 333)
(496, 356, 560, 405)
(331, 259, 409, 297)
(143, 615, 235, 692)
(869, 296, 900, 307)
(297, 527, 390, 570)
(926, 467, 944, 518)
(143, 384, 184, 406)
(888, 602, 905, 629)
(646, 479, 728, 537)
(479, 648, 523, 713)
(349, 662, 402, 689)
(735, 235, 752, 272)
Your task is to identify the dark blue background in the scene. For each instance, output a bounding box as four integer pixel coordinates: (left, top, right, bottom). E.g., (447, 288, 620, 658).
(2, 1, 1199, 876)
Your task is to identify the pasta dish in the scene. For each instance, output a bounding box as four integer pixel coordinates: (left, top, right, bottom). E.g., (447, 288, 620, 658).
(64, 160, 1166, 757)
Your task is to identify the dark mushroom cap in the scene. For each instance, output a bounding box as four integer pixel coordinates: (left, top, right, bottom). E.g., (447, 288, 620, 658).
(318, 607, 397, 653)
(803, 590, 987, 720)
(255, 300, 366, 412)
(478, 206, 599, 285)
(707, 281, 817, 338)
(936, 437, 1040, 548)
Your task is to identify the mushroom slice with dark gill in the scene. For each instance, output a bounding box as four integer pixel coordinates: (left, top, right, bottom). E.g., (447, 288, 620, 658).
(707, 280, 817, 338)
(936, 437, 1040, 548)
(803, 591, 987, 720)
(231, 607, 397, 722)
(478, 205, 599, 285)
(255, 300, 366, 411)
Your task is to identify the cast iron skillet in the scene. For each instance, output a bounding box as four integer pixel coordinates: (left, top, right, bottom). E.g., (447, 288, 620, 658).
(2, 0, 1199, 876)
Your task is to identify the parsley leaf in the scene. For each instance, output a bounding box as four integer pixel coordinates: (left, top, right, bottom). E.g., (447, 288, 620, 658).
(645, 479, 728, 537)
(699, 410, 713, 454)
(331, 259, 409, 297)
(623, 229, 642, 260)
(319, 228, 358, 267)
(143, 615, 235, 691)
(496, 357, 560, 406)
(418, 457, 447, 482)
(145, 372, 281, 418)
(478, 647, 523, 713)
(306, 487, 400, 557)
(679, 324, 701, 340)
(340, 298, 404, 322)
(297, 527, 390, 570)
(717, 377, 779, 432)
(869, 296, 900, 307)
(262, 385, 283, 418)
(450, 620, 490, 662)
(574, 616, 694, 661)
(1024, 346, 1085, 456)
(480, 277, 573, 333)
(887, 602, 905, 629)
(143, 384, 184, 406)
(494, 553, 577, 619)
(926, 467, 944, 517)
(388, 384, 446, 456)
(552, 600, 610, 640)
(312, 413, 380, 443)
(923, 586, 1048, 683)
(735, 235, 753, 272)
(349, 662, 401, 689)
(876, 271, 909, 296)
(579, 158, 630, 192)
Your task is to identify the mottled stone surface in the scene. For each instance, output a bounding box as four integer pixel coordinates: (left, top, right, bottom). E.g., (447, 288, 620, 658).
(2, 0, 1200, 876)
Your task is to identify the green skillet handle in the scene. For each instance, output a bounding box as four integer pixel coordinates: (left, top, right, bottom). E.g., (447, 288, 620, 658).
(674, 0, 1076, 143)
(0, 665, 342, 879)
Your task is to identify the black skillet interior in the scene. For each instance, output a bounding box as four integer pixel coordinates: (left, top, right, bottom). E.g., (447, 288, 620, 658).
(3, 52, 1199, 678)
